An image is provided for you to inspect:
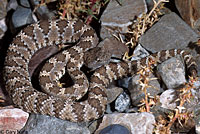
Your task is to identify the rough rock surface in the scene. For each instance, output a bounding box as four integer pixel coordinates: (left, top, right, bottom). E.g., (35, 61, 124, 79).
(157, 56, 186, 89)
(100, 0, 147, 39)
(12, 6, 35, 28)
(139, 12, 199, 53)
(29, 0, 57, 20)
(115, 92, 130, 112)
(159, 89, 177, 110)
(20, 0, 30, 8)
(106, 87, 123, 104)
(131, 44, 150, 61)
(20, 114, 90, 134)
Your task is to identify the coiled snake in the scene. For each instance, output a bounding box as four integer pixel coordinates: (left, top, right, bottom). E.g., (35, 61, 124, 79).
(3, 19, 198, 122)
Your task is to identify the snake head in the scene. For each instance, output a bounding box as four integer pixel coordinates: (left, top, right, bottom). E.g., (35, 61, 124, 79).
(84, 47, 112, 70)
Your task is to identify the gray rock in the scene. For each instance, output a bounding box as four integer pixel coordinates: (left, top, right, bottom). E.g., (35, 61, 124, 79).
(157, 56, 186, 89)
(34, 5, 56, 20)
(7, 0, 18, 11)
(95, 112, 155, 134)
(106, 87, 123, 104)
(159, 89, 177, 110)
(99, 124, 131, 134)
(131, 44, 150, 61)
(194, 104, 200, 134)
(88, 120, 98, 134)
(0, 18, 7, 39)
(30, 0, 40, 5)
(20, 114, 90, 134)
(183, 88, 200, 113)
(100, 0, 147, 39)
(12, 6, 35, 28)
(115, 92, 130, 112)
(118, 77, 132, 89)
(139, 12, 199, 53)
(145, 0, 158, 11)
(20, 0, 30, 8)
(129, 74, 161, 106)
(29, 0, 56, 20)
(105, 104, 112, 114)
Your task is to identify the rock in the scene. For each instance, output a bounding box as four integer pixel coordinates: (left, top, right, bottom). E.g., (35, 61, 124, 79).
(99, 124, 131, 134)
(0, 108, 29, 133)
(34, 4, 56, 20)
(183, 88, 200, 113)
(118, 77, 132, 89)
(105, 104, 113, 114)
(88, 120, 98, 134)
(175, 0, 200, 29)
(159, 89, 177, 110)
(7, 0, 18, 11)
(29, 0, 56, 20)
(139, 12, 199, 53)
(194, 104, 200, 134)
(100, 0, 147, 39)
(129, 74, 161, 106)
(131, 44, 150, 61)
(157, 56, 186, 89)
(115, 92, 130, 112)
(20, 0, 30, 8)
(20, 114, 90, 134)
(145, 0, 171, 14)
(95, 112, 155, 134)
(145, 0, 158, 10)
(106, 87, 123, 104)
(0, 18, 7, 39)
(12, 6, 35, 28)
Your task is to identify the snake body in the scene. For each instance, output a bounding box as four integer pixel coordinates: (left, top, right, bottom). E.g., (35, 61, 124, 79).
(3, 19, 198, 122)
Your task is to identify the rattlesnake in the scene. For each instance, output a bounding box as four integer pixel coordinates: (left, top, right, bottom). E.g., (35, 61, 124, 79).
(3, 19, 198, 122)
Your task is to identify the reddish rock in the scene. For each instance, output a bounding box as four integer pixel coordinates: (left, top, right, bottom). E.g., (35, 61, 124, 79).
(175, 0, 200, 29)
(0, 108, 29, 132)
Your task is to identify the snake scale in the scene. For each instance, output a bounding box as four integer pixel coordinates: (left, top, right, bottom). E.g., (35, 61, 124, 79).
(3, 19, 198, 122)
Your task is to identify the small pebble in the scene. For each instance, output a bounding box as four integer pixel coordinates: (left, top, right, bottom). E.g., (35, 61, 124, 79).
(115, 92, 130, 112)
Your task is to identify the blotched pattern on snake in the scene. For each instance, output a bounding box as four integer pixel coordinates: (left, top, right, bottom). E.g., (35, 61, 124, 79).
(3, 19, 198, 122)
